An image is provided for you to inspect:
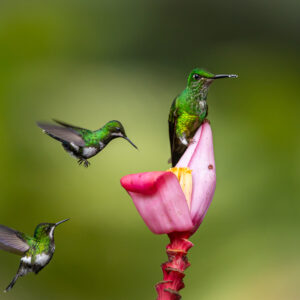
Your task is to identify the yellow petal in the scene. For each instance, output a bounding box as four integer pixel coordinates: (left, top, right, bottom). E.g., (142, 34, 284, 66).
(167, 167, 192, 209)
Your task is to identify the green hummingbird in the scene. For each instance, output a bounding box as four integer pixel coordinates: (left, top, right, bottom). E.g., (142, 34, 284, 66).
(37, 119, 138, 167)
(168, 68, 238, 166)
(0, 219, 69, 292)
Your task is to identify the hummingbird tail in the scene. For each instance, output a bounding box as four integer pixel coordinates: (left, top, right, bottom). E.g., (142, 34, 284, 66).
(4, 274, 19, 293)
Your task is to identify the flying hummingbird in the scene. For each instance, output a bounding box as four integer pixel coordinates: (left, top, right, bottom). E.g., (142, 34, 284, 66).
(168, 68, 238, 166)
(0, 219, 69, 292)
(37, 119, 138, 167)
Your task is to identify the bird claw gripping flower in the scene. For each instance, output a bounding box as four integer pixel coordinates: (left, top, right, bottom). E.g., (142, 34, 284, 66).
(121, 122, 216, 299)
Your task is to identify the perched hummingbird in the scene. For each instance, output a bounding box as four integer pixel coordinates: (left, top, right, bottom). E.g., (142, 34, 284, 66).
(168, 68, 238, 166)
(0, 219, 69, 292)
(37, 119, 137, 167)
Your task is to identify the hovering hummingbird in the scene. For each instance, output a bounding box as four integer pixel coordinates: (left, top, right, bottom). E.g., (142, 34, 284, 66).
(0, 219, 69, 292)
(37, 119, 138, 167)
(168, 68, 238, 166)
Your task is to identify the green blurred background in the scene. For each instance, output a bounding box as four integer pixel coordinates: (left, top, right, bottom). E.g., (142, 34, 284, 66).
(0, 0, 299, 299)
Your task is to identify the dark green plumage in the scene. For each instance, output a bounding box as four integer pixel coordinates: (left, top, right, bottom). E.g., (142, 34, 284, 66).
(37, 119, 137, 167)
(169, 68, 238, 166)
(0, 219, 69, 292)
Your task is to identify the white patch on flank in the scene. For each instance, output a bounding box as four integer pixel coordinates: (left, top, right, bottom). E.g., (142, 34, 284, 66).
(35, 253, 50, 265)
(70, 142, 79, 151)
(21, 256, 32, 264)
(83, 147, 97, 158)
(66, 150, 78, 159)
(179, 134, 189, 146)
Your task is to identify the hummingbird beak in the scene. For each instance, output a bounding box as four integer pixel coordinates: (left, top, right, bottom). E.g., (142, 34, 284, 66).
(212, 74, 238, 79)
(123, 136, 138, 150)
(55, 218, 70, 227)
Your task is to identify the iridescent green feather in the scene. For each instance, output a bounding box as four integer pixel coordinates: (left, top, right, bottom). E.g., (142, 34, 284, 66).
(169, 68, 237, 166)
(73, 121, 122, 147)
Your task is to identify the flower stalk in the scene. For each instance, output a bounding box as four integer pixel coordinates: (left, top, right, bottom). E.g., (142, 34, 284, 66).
(156, 232, 194, 300)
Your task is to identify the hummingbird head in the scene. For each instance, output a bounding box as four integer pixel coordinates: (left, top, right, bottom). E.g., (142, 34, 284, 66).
(34, 219, 69, 240)
(187, 68, 238, 98)
(105, 120, 138, 149)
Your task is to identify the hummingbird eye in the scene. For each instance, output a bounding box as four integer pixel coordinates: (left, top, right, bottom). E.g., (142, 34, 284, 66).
(193, 74, 201, 80)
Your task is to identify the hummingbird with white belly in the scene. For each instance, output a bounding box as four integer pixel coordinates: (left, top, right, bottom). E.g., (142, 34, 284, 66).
(37, 119, 138, 167)
(0, 219, 69, 292)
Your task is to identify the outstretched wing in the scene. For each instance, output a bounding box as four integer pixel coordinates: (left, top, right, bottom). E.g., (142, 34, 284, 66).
(37, 122, 86, 147)
(52, 119, 88, 131)
(0, 225, 30, 256)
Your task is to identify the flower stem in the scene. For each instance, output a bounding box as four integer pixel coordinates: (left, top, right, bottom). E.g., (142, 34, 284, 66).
(156, 232, 194, 300)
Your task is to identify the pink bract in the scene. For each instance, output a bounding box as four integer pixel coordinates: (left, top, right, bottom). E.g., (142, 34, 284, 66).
(120, 122, 216, 235)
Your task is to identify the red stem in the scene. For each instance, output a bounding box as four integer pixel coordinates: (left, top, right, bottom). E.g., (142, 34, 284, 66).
(156, 232, 194, 300)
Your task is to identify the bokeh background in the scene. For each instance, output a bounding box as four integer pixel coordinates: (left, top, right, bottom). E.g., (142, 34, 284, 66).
(0, 0, 299, 299)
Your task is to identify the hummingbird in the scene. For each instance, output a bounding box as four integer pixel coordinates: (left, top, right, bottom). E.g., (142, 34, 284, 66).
(37, 119, 138, 167)
(0, 219, 69, 292)
(168, 68, 238, 166)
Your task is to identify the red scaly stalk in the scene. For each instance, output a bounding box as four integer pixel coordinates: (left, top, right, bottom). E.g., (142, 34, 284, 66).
(156, 232, 194, 300)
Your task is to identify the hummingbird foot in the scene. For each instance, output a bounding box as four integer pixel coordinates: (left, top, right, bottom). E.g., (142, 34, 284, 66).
(77, 158, 90, 168)
(203, 118, 210, 124)
(188, 138, 196, 146)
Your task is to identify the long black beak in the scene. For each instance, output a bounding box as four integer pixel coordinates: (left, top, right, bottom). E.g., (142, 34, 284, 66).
(123, 136, 138, 150)
(55, 218, 70, 227)
(213, 74, 238, 79)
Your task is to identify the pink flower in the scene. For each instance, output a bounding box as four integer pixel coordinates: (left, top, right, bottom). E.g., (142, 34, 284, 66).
(120, 122, 216, 235)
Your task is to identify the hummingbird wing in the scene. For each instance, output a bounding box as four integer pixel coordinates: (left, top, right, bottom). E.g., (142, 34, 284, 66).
(168, 98, 181, 166)
(0, 225, 30, 256)
(37, 122, 86, 147)
(168, 97, 176, 150)
(52, 119, 88, 131)
(168, 97, 188, 166)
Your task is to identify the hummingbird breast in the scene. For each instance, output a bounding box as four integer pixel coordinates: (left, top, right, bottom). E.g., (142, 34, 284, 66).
(82, 147, 99, 158)
(35, 253, 51, 266)
(62, 142, 99, 159)
(189, 99, 207, 116)
(19, 253, 50, 275)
